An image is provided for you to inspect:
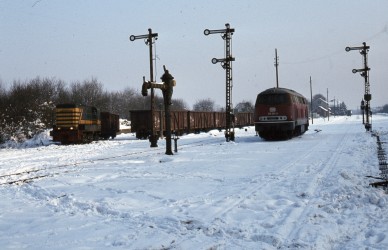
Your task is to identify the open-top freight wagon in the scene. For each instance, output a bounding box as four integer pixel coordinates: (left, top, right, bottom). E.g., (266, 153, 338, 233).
(130, 110, 253, 139)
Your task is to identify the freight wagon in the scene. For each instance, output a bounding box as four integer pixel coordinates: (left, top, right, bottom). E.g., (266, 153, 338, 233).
(130, 110, 253, 139)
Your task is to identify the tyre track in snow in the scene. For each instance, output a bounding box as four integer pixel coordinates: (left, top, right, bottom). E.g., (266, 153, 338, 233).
(4, 129, 342, 248)
(170, 126, 352, 248)
(194, 135, 328, 219)
(162, 132, 334, 247)
(274, 127, 352, 248)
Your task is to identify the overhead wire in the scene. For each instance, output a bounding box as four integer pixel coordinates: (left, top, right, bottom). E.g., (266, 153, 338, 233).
(282, 25, 388, 65)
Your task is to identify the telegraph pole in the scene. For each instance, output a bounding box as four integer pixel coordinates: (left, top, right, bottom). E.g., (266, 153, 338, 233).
(130, 28, 159, 147)
(310, 76, 313, 124)
(345, 42, 372, 131)
(327, 88, 330, 121)
(204, 23, 235, 142)
(275, 49, 279, 88)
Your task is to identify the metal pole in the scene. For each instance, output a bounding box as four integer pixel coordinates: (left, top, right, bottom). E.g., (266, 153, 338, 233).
(362, 42, 371, 129)
(129, 29, 159, 146)
(275, 49, 279, 88)
(148, 28, 158, 147)
(225, 24, 234, 142)
(345, 42, 371, 131)
(204, 23, 235, 142)
(310, 76, 313, 124)
(164, 97, 173, 155)
(174, 135, 179, 153)
(327, 88, 329, 121)
(361, 99, 365, 125)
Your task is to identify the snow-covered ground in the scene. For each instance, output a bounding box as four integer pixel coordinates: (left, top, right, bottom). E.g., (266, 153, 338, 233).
(1, 115, 387, 249)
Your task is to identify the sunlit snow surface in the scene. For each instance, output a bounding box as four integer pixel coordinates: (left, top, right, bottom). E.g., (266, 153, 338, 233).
(1, 115, 388, 249)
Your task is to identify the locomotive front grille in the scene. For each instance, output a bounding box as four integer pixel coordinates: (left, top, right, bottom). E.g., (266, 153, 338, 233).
(55, 108, 82, 127)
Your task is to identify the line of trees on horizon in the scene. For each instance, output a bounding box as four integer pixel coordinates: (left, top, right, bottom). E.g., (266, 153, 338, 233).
(0, 77, 255, 144)
(6, 76, 384, 144)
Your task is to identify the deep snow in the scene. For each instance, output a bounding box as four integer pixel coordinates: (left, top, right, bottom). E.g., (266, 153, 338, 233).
(0, 115, 387, 249)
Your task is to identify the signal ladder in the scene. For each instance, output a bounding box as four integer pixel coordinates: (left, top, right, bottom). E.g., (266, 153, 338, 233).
(370, 132, 388, 189)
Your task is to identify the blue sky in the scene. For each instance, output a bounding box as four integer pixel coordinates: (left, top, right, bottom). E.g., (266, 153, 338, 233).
(1, 0, 387, 109)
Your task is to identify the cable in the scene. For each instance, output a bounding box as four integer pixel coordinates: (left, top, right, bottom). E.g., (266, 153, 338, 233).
(154, 40, 158, 80)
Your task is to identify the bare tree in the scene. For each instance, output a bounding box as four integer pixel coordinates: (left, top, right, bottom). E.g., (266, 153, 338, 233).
(381, 104, 388, 113)
(171, 98, 189, 111)
(193, 98, 216, 111)
(1, 77, 56, 141)
(0, 79, 5, 95)
(0, 76, 195, 143)
(0, 80, 8, 143)
(104, 88, 138, 119)
(69, 78, 105, 107)
(235, 100, 254, 112)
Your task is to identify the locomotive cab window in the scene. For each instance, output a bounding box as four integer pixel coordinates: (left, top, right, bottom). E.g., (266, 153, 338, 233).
(91, 107, 100, 120)
(82, 108, 91, 120)
(256, 94, 289, 105)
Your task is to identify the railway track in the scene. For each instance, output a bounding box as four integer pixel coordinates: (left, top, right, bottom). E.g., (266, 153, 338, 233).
(166, 126, 354, 248)
(0, 135, 227, 186)
(278, 128, 352, 247)
(188, 137, 326, 220)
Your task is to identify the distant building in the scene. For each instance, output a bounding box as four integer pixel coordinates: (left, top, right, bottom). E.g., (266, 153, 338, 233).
(317, 105, 330, 117)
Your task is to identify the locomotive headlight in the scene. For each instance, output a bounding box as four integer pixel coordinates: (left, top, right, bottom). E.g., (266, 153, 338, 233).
(70, 127, 74, 130)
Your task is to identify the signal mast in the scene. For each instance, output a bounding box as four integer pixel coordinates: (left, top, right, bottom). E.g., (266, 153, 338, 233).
(204, 23, 235, 142)
(274, 48, 279, 88)
(345, 42, 372, 131)
(129, 28, 159, 147)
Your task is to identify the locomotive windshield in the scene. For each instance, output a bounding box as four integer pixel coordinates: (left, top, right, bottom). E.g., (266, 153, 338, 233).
(256, 93, 289, 105)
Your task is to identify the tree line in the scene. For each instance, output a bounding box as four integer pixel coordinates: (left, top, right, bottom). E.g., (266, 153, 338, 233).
(7, 76, 382, 144)
(379, 104, 388, 113)
(0, 77, 254, 143)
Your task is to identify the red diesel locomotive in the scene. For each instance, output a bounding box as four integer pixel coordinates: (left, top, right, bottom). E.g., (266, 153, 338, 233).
(254, 87, 309, 140)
